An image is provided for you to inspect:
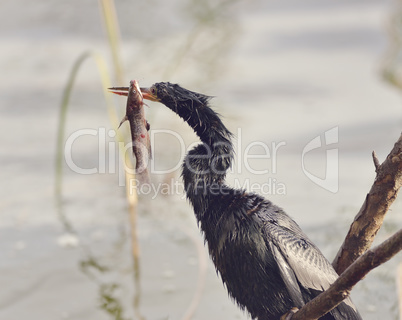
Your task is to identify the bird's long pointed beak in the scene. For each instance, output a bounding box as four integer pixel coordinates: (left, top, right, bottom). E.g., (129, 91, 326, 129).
(108, 86, 129, 96)
(139, 87, 160, 102)
(108, 86, 160, 102)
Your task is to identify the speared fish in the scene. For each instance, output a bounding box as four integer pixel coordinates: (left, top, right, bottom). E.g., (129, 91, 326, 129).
(111, 80, 151, 184)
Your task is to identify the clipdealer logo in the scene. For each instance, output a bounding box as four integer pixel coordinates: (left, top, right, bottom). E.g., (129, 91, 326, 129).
(301, 127, 339, 193)
(63, 126, 339, 194)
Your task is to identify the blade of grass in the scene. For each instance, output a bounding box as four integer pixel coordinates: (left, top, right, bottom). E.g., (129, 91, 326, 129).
(55, 51, 123, 198)
(98, 1, 144, 317)
(99, 0, 124, 85)
(55, 50, 140, 264)
(56, 1, 143, 318)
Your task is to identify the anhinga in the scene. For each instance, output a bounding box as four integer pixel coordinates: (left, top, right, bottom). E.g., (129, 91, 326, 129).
(110, 82, 362, 320)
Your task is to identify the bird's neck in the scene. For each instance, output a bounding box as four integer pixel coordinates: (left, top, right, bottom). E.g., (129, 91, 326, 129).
(176, 105, 234, 217)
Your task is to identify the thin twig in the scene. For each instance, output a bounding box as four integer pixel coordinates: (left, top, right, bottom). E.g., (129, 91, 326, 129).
(372, 150, 380, 173)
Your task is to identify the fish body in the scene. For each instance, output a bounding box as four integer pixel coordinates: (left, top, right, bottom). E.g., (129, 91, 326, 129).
(119, 80, 151, 184)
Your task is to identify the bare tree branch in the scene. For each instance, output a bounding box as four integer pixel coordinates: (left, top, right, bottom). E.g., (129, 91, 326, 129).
(281, 134, 402, 319)
(333, 133, 402, 274)
(288, 228, 402, 320)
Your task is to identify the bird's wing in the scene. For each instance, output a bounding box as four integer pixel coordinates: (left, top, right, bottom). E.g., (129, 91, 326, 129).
(260, 209, 361, 319)
(268, 240, 306, 307)
(261, 210, 338, 292)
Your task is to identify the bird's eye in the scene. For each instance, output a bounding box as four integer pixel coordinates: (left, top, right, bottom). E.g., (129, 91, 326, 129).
(151, 87, 157, 96)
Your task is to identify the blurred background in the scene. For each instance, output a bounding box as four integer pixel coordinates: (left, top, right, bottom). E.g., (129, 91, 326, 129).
(1, 0, 401, 319)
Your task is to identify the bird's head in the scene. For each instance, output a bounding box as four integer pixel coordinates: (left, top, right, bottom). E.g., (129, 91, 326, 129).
(140, 82, 212, 115)
(109, 81, 231, 145)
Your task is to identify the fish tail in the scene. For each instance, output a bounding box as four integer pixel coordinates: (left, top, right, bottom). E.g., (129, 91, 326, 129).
(135, 164, 151, 185)
(136, 168, 150, 185)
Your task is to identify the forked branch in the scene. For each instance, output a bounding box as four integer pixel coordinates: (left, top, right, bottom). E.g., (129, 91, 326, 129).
(282, 133, 402, 319)
(333, 133, 402, 274)
(288, 228, 402, 320)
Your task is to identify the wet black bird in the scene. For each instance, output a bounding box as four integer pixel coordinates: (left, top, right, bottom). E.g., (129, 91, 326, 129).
(110, 82, 362, 320)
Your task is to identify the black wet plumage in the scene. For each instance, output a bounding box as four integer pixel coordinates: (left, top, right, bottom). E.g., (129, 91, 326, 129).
(149, 82, 362, 320)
